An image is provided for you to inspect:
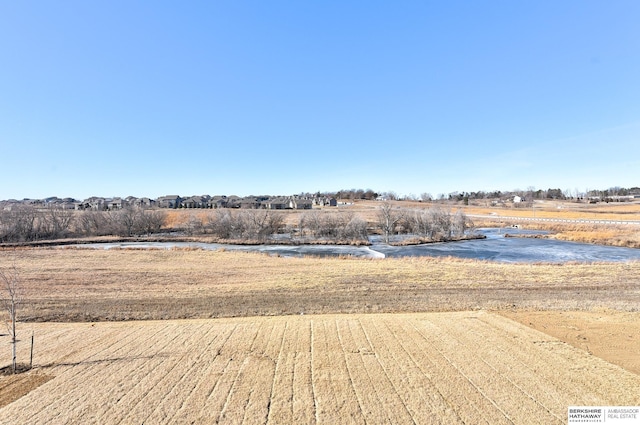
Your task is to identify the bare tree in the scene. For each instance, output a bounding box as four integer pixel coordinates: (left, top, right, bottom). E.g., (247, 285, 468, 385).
(0, 206, 39, 242)
(429, 207, 452, 240)
(43, 207, 75, 239)
(451, 209, 470, 237)
(114, 207, 140, 237)
(136, 209, 166, 235)
(0, 256, 23, 373)
(377, 202, 404, 244)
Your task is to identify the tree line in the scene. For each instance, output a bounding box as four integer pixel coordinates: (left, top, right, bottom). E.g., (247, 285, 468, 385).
(0, 206, 166, 243)
(183, 204, 471, 244)
(0, 204, 472, 245)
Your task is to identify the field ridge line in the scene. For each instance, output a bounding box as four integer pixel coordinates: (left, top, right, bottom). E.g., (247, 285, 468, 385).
(217, 319, 265, 423)
(241, 319, 279, 425)
(410, 318, 516, 425)
(21, 324, 162, 423)
(116, 323, 211, 422)
(96, 322, 205, 422)
(360, 317, 417, 425)
(472, 315, 565, 422)
(161, 323, 236, 423)
(335, 318, 367, 422)
(265, 319, 289, 425)
(350, 318, 395, 424)
(382, 317, 465, 424)
(310, 319, 319, 424)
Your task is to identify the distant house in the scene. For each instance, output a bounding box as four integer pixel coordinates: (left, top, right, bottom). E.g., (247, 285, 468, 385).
(314, 197, 337, 207)
(513, 196, 522, 203)
(133, 197, 155, 208)
(107, 198, 126, 210)
(289, 198, 312, 210)
(263, 198, 289, 210)
(209, 196, 228, 209)
(239, 197, 262, 209)
(226, 196, 242, 208)
(181, 196, 209, 208)
(76, 197, 108, 211)
(157, 195, 182, 208)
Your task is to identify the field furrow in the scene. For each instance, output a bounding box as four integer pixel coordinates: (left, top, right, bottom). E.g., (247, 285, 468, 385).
(311, 319, 364, 424)
(358, 316, 423, 424)
(10, 324, 147, 424)
(336, 318, 392, 424)
(292, 320, 316, 424)
(205, 322, 263, 423)
(374, 317, 464, 424)
(164, 323, 239, 423)
(406, 318, 521, 424)
(1, 312, 639, 425)
(471, 313, 640, 405)
(422, 317, 560, 424)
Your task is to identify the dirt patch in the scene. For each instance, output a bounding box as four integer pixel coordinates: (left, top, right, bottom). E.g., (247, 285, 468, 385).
(0, 371, 54, 408)
(500, 310, 640, 375)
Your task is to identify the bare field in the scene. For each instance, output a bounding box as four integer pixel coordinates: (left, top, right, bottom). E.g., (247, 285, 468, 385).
(1, 312, 639, 424)
(3, 248, 640, 321)
(501, 310, 640, 375)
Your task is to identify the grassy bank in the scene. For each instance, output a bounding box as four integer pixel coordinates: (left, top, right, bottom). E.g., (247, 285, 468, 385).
(2, 248, 639, 322)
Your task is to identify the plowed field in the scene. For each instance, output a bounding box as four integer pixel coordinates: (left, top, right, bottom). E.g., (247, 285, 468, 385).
(2, 312, 639, 424)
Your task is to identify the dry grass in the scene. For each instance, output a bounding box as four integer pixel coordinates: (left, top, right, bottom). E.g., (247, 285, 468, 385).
(462, 200, 640, 220)
(480, 221, 640, 248)
(1, 248, 639, 322)
(1, 312, 638, 424)
(2, 242, 640, 421)
(554, 227, 640, 248)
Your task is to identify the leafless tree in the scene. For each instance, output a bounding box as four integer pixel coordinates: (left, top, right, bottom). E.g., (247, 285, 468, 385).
(420, 193, 432, 202)
(203, 209, 284, 240)
(428, 206, 452, 239)
(205, 210, 233, 238)
(113, 207, 141, 237)
(405, 209, 435, 239)
(136, 209, 166, 235)
(0, 255, 23, 373)
(298, 211, 367, 241)
(340, 215, 368, 240)
(43, 207, 75, 239)
(377, 202, 404, 244)
(0, 206, 39, 242)
(184, 214, 204, 236)
(451, 209, 470, 237)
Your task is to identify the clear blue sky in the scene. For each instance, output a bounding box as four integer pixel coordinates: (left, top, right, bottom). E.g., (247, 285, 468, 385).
(1, 1, 638, 200)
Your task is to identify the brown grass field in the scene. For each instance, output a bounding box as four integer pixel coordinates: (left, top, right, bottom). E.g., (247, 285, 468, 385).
(1, 312, 639, 424)
(3, 248, 640, 321)
(1, 244, 640, 423)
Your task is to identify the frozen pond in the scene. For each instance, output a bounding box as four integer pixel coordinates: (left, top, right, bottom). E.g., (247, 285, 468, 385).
(371, 228, 640, 263)
(69, 228, 640, 263)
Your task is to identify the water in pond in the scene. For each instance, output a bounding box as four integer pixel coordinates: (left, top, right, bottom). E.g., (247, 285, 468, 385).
(69, 228, 640, 263)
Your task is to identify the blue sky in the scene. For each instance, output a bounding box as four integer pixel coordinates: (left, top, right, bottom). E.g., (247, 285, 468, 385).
(1, 1, 638, 200)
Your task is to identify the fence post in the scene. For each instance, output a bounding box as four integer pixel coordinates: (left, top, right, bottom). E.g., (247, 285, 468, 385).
(30, 331, 34, 369)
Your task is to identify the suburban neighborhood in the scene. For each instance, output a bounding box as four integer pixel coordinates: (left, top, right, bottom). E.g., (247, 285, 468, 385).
(0, 194, 337, 211)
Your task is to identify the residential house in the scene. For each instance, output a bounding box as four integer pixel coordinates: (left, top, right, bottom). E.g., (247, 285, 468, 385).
(209, 196, 228, 209)
(263, 197, 289, 210)
(157, 195, 182, 208)
(289, 197, 312, 210)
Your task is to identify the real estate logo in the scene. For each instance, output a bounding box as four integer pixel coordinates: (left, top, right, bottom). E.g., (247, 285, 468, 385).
(568, 407, 640, 424)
